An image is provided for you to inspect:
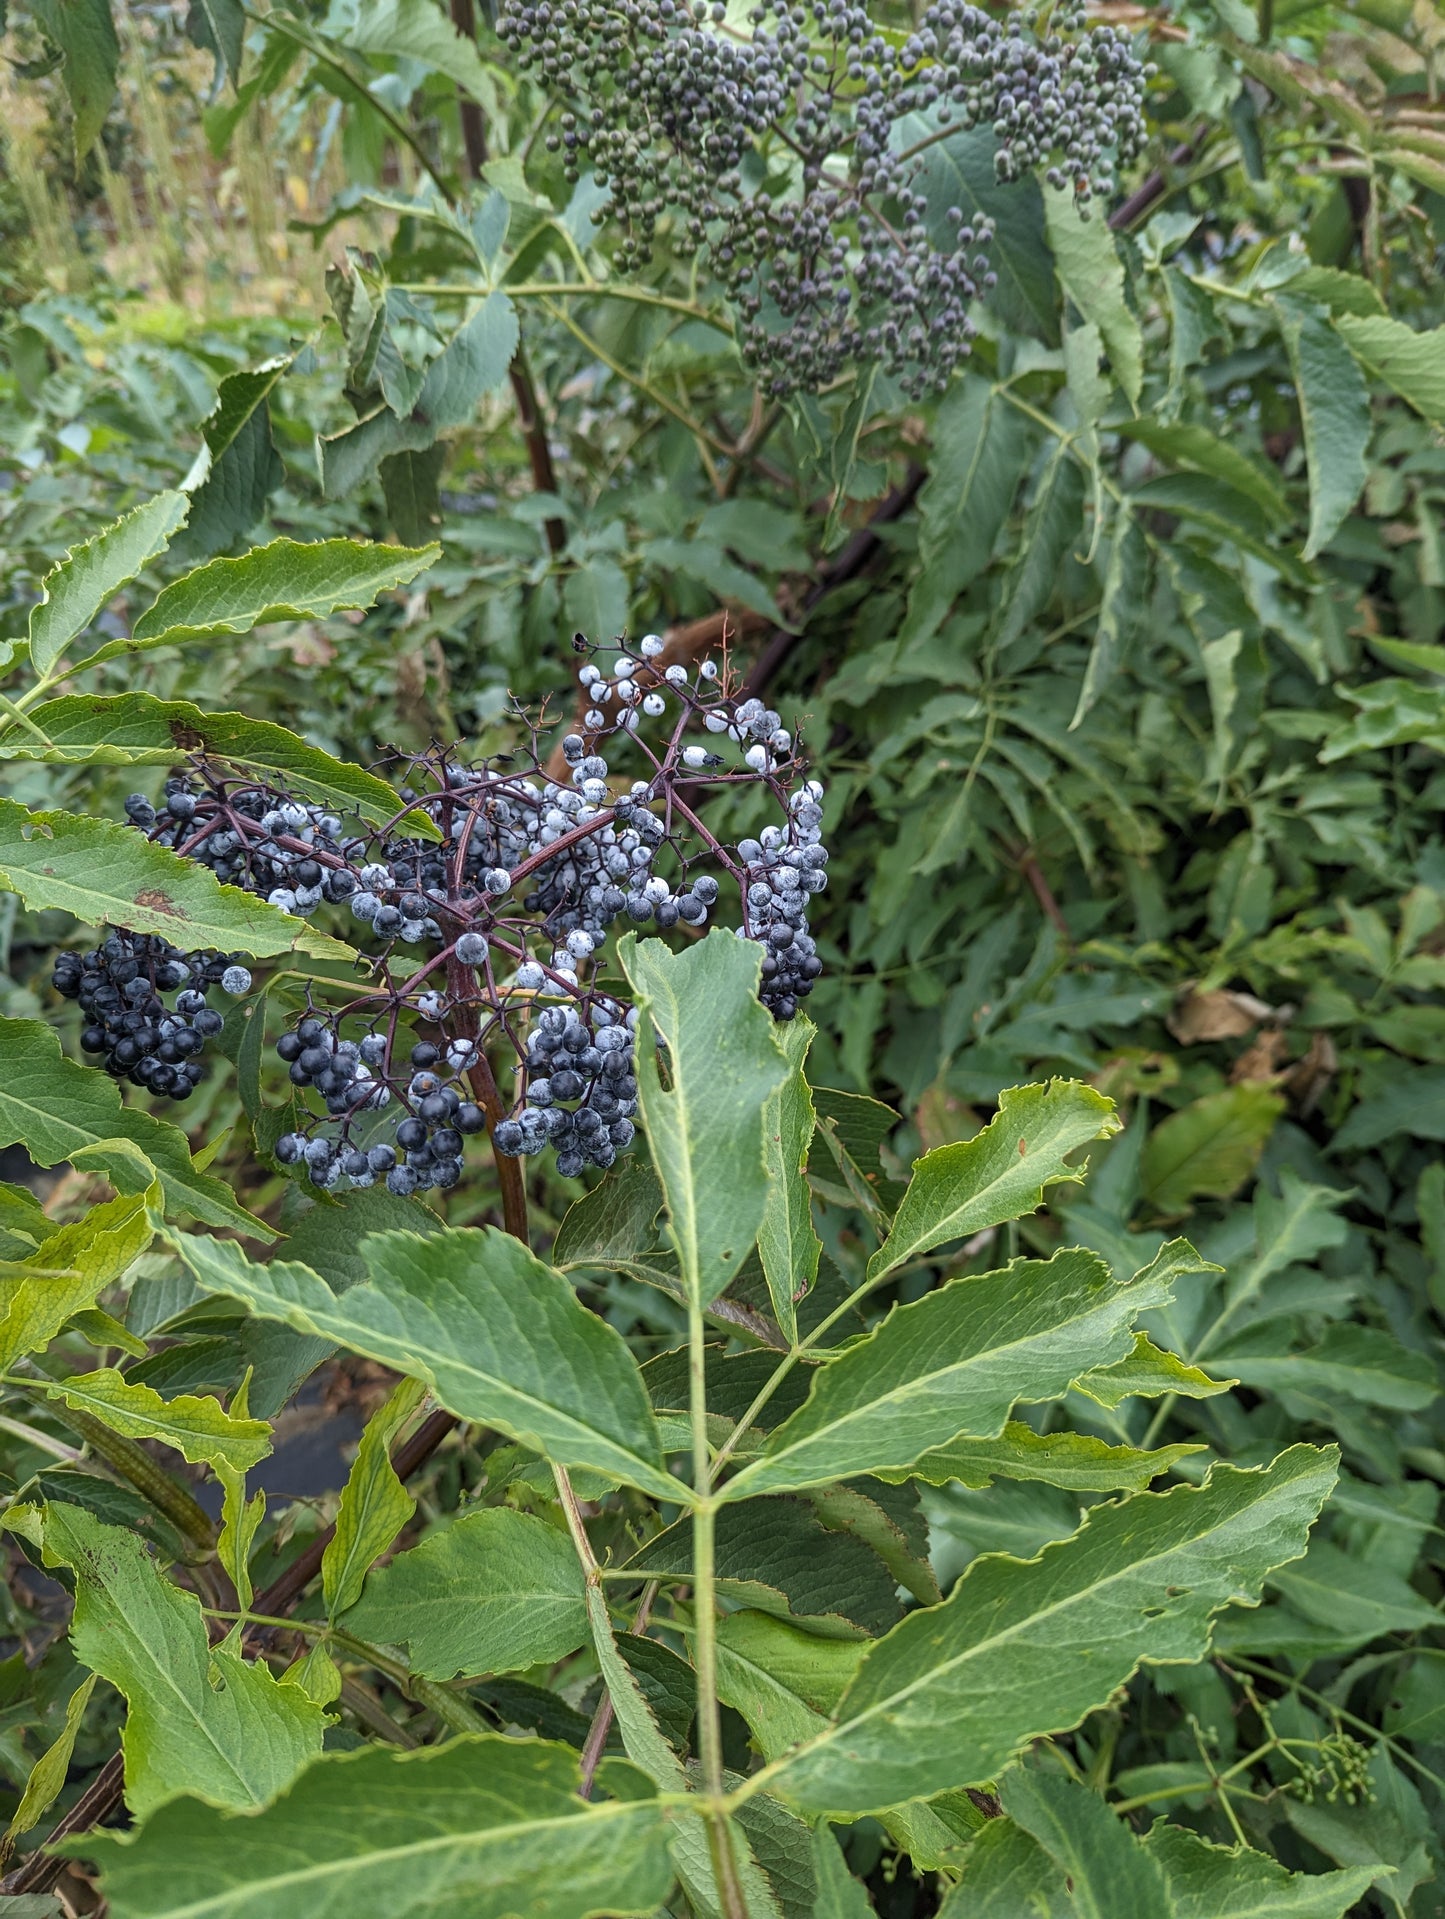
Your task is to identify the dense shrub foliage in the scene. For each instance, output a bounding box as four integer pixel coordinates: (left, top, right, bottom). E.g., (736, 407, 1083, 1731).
(0, 0, 1442, 1914)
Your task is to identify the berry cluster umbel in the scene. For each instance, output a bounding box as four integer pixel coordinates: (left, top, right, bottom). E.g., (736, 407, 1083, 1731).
(51, 639, 828, 1198)
(499, 0, 1150, 395)
(52, 932, 250, 1099)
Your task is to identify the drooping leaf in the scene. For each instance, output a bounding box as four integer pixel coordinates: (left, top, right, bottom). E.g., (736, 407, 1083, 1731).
(114, 537, 439, 655)
(345, 1506, 588, 1676)
(619, 931, 788, 1307)
(6, 1503, 323, 1819)
(868, 1081, 1119, 1284)
(0, 800, 353, 960)
(29, 0, 119, 160)
(91, 1737, 673, 1919)
(1, 1673, 96, 1859)
(321, 1375, 427, 1620)
(887, 1421, 1203, 1492)
(24, 492, 188, 677)
(42, 1368, 271, 1474)
(995, 443, 1087, 653)
(722, 1246, 1178, 1501)
(179, 1227, 682, 1501)
(894, 379, 1032, 651)
(1117, 420, 1288, 524)
(1072, 505, 1148, 727)
(1274, 297, 1370, 561)
(0, 1189, 157, 1370)
(914, 126, 1059, 343)
(1043, 187, 1143, 406)
(186, 0, 246, 90)
(758, 1018, 821, 1345)
(184, 357, 288, 554)
(319, 298, 520, 497)
(0, 1021, 271, 1239)
(761, 1445, 1337, 1813)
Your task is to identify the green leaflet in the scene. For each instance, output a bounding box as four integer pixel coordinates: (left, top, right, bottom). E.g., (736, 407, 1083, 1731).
(0, 1189, 157, 1370)
(41, 1368, 271, 1474)
(868, 1080, 1120, 1284)
(553, 1154, 672, 1289)
(15, 695, 439, 839)
(1335, 312, 1445, 426)
(0, 800, 352, 962)
(24, 492, 188, 677)
(1, 1673, 96, 1860)
(1000, 1770, 1171, 1919)
(1072, 1333, 1233, 1409)
(91, 1737, 673, 1919)
(758, 1445, 1337, 1813)
(318, 298, 520, 497)
(722, 1245, 1179, 1501)
(1117, 420, 1288, 524)
(883, 1421, 1203, 1492)
(1043, 186, 1143, 407)
(939, 1805, 1382, 1919)
(893, 378, 1032, 652)
(713, 1612, 864, 1762)
(185, 355, 289, 554)
(1274, 296, 1370, 561)
(619, 931, 788, 1307)
(6, 1503, 323, 1819)
(31, 0, 120, 161)
(1142, 1824, 1384, 1919)
(0, 1019, 272, 1239)
(1219, 1323, 1439, 1414)
(322, 1375, 427, 1621)
(757, 1017, 821, 1344)
(1139, 1085, 1286, 1217)
(179, 1226, 683, 1502)
(337, 0, 498, 105)
(105, 536, 439, 656)
(345, 1506, 587, 1676)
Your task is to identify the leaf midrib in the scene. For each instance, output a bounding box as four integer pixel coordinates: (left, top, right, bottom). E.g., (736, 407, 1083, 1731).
(129, 1797, 657, 1919)
(767, 1460, 1321, 1789)
(733, 1264, 1143, 1493)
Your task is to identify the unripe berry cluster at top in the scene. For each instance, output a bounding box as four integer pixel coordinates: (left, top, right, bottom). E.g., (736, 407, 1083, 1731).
(498, 0, 1150, 395)
(48, 638, 828, 1199)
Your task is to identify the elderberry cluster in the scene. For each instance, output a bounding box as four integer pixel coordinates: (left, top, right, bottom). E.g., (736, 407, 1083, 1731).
(51, 931, 250, 1099)
(499, 0, 1150, 395)
(53, 636, 829, 1195)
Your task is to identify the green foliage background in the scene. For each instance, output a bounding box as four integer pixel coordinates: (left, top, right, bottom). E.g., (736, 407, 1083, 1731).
(0, 0, 1443, 1912)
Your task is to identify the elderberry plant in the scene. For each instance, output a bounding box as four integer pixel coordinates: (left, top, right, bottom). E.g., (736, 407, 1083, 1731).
(48, 637, 828, 1200)
(500, 0, 1150, 394)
